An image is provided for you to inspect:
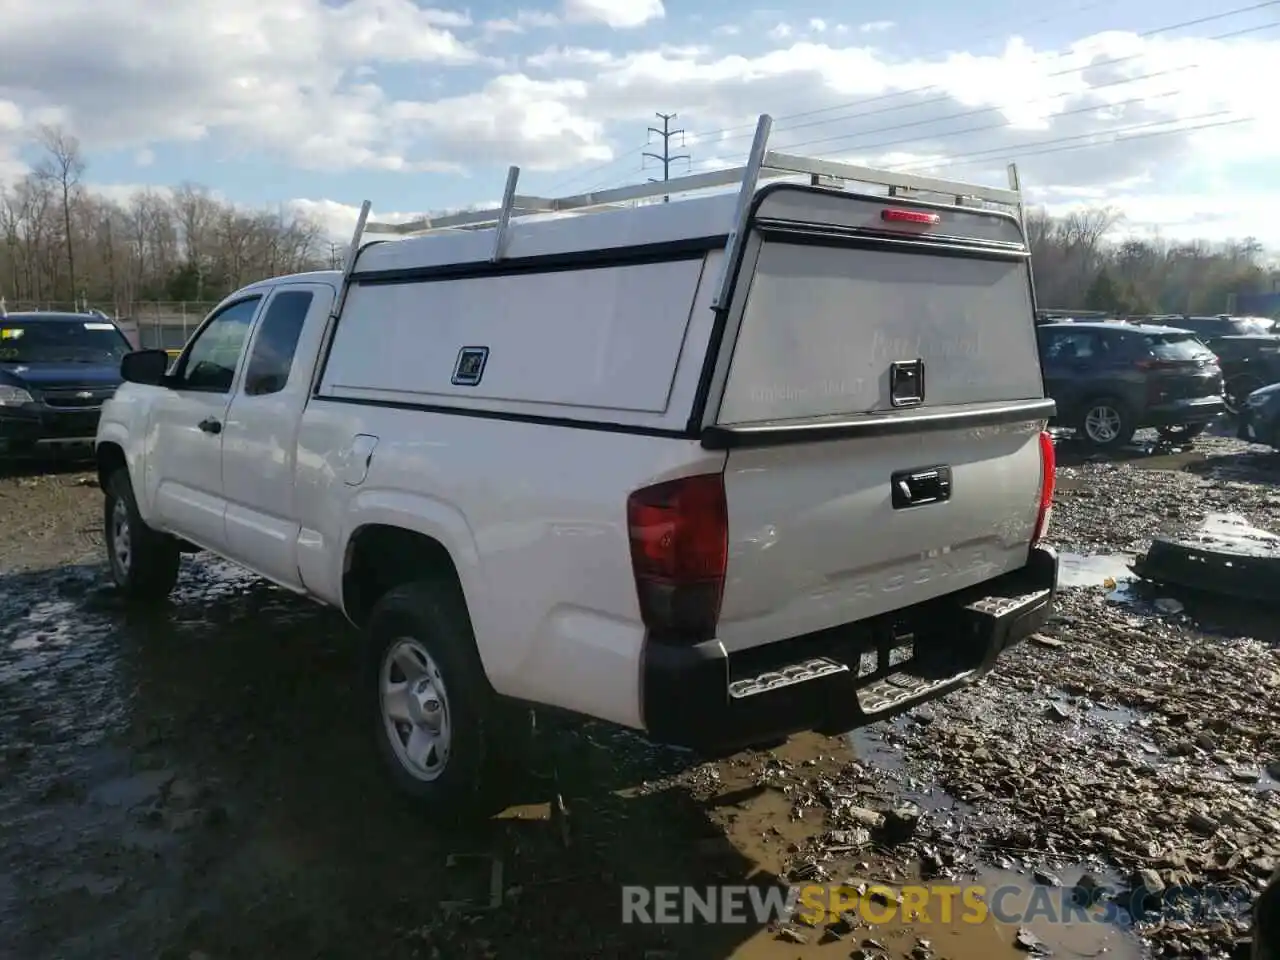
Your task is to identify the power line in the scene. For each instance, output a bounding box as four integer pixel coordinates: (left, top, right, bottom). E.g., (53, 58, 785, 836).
(642, 112, 690, 201)
(885, 112, 1251, 174)
(540, 0, 1123, 195)
(557, 0, 1276, 194)
(684, 0, 1279, 146)
(760, 20, 1276, 158)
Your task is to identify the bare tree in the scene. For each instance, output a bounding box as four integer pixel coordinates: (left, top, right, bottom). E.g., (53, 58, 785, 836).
(33, 124, 86, 303)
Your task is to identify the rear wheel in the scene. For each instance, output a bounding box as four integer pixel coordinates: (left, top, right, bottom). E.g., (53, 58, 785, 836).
(1079, 398, 1135, 449)
(1156, 423, 1207, 443)
(364, 579, 520, 817)
(103, 468, 181, 602)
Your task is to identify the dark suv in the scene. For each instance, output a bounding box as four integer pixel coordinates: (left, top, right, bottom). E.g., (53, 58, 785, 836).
(0, 312, 131, 458)
(1036, 321, 1226, 448)
(1187, 334, 1280, 415)
(1165, 315, 1275, 339)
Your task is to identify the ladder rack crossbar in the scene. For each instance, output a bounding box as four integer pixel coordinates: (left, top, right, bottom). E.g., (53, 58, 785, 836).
(363, 125, 1022, 240)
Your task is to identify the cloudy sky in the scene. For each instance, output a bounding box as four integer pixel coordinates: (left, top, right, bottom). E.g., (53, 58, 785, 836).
(0, 0, 1276, 245)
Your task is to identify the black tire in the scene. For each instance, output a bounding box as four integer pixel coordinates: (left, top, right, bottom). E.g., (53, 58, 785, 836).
(363, 579, 517, 817)
(1077, 397, 1136, 449)
(103, 468, 181, 602)
(1156, 423, 1207, 442)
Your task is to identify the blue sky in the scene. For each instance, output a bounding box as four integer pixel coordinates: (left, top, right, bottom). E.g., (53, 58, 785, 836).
(1, 0, 1276, 243)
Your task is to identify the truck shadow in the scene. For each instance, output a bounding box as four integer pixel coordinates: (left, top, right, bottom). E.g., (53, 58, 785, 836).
(0, 561, 784, 960)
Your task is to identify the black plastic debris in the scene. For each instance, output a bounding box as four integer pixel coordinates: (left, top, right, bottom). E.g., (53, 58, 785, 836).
(1132, 513, 1280, 605)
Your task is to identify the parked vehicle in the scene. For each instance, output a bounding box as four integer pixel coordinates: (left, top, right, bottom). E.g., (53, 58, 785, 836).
(94, 115, 1060, 812)
(1167, 314, 1276, 339)
(1036, 321, 1225, 448)
(0, 311, 132, 458)
(1237, 381, 1280, 450)
(1191, 333, 1280, 415)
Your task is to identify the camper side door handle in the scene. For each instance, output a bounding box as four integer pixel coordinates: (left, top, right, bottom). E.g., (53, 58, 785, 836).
(198, 418, 222, 435)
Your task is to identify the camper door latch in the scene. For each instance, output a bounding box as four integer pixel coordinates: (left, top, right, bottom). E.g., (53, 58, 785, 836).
(889, 359, 925, 407)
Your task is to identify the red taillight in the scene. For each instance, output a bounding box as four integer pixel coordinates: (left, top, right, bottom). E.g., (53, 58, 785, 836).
(1031, 431, 1055, 548)
(627, 473, 728, 643)
(881, 208, 940, 225)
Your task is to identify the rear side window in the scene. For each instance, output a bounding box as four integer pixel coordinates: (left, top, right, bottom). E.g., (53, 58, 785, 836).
(1145, 333, 1214, 361)
(1043, 331, 1101, 360)
(243, 291, 313, 396)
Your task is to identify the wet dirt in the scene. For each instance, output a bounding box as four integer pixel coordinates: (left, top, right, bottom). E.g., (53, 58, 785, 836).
(2, 431, 1279, 960)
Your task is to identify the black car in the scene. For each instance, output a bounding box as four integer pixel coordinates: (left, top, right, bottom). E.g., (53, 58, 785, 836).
(1191, 333, 1280, 415)
(0, 311, 132, 458)
(1166, 314, 1276, 339)
(1237, 381, 1280, 450)
(1036, 321, 1226, 448)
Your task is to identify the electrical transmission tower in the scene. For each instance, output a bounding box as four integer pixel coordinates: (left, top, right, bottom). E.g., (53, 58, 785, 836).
(642, 112, 690, 202)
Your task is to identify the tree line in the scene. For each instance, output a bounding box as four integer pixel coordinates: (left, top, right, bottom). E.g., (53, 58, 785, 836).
(1, 125, 329, 314)
(1024, 208, 1275, 318)
(1, 125, 1275, 318)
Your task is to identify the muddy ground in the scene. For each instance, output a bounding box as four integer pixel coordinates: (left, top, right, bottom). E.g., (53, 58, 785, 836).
(1, 427, 1278, 960)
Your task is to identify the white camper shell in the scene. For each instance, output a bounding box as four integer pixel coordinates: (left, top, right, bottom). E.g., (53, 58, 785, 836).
(96, 115, 1060, 812)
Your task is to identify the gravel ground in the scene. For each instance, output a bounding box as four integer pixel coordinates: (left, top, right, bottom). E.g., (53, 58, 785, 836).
(1, 428, 1277, 960)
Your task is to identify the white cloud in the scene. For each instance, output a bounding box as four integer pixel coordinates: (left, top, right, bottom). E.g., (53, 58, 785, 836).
(525, 46, 619, 70)
(481, 9, 561, 37)
(0, 0, 480, 173)
(288, 197, 503, 242)
(562, 0, 664, 29)
(0, 2, 1277, 242)
(385, 75, 612, 170)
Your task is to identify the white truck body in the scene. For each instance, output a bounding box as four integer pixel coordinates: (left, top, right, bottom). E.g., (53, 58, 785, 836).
(95, 117, 1059, 802)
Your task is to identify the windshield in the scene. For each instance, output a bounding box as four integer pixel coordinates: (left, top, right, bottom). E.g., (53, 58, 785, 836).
(0, 319, 130, 364)
(1146, 333, 1216, 361)
(1231, 317, 1276, 335)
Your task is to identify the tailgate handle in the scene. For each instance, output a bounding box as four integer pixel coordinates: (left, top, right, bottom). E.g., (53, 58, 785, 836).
(891, 466, 952, 509)
(889, 359, 925, 407)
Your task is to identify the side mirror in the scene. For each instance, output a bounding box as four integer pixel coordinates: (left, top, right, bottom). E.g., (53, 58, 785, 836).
(120, 349, 171, 386)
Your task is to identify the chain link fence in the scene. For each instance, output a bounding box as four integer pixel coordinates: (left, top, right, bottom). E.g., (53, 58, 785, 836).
(0, 300, 218, 353)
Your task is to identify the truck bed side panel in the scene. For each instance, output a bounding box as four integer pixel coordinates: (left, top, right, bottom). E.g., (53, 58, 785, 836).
(294, 411, 724, 732)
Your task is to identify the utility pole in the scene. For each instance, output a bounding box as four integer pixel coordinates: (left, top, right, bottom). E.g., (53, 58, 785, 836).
(643, 112, 689, 203)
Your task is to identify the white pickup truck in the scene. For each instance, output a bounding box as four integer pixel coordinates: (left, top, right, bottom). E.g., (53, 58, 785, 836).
(94, 116, 1059, 813)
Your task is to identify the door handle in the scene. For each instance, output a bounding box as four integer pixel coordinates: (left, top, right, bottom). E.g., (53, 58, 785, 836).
(198, 418, 222, 435)
(891, 465, 952, 509)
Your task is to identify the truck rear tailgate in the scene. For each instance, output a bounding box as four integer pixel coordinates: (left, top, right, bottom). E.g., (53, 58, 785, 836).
(715, 424, 1044, 650)
(703, 188, 1052, 651)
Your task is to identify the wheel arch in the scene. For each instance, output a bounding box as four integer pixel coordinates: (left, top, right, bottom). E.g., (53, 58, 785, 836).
(95, 440, 128, 491)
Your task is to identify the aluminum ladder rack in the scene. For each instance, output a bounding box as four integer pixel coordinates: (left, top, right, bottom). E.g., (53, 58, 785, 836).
(333, 113, 1025, 315)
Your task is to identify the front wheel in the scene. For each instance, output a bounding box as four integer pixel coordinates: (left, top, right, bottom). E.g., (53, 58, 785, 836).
(103, 468, 181, 602)
(1078, 398, 1136, 449)
(1156, 423, 1207, 443)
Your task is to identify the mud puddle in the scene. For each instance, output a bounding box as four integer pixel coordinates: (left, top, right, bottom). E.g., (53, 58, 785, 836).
(1057, 550, 1139, 593)
(6, 552, 1073, 960)
(844, 720, 1144, 960)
